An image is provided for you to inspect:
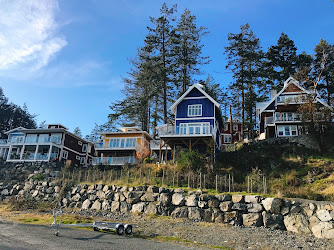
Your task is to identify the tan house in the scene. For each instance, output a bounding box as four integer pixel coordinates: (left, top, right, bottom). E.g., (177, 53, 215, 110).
(93, 127, 152, 165)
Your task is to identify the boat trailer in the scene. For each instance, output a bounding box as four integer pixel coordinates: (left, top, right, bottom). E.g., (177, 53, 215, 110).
(50, 210, 137, 236)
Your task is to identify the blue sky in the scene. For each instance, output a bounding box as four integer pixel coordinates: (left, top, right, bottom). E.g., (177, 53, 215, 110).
(0, 0, 333, 136)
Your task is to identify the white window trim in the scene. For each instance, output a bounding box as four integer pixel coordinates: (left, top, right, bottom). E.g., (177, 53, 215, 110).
(82, 144, 87, 152)
(78, 141, 83, 146)
(224, 134, 231, 143)
(62, 150, 68, 159)
(188, 104, 202, 117)
(277, 125, 298, 137)
(76, 155, 80, 160)
(80, 157, 86, 164)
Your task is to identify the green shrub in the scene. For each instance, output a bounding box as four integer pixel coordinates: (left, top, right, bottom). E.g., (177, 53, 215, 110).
(32, 173, 45, 181)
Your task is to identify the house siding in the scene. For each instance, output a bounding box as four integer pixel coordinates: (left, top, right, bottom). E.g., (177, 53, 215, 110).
(186, 88, 205, 97)
(176, 99, 214, 118)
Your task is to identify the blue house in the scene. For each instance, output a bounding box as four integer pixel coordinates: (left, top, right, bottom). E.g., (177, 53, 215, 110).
(157, 83, 223, 164)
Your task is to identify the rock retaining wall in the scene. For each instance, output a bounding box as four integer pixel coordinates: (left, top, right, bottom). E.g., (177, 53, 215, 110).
(1, 178, 334, 239)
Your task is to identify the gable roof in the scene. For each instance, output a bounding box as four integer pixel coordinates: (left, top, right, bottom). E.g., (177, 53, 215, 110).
(259, 77, 333, 113)
(170, 83, 220, 114)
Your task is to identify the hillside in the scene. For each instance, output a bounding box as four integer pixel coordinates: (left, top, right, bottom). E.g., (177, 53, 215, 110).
(216, 139, 334, 201)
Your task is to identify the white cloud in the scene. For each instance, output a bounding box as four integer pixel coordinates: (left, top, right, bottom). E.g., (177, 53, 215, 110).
(0, 0, 67, 71)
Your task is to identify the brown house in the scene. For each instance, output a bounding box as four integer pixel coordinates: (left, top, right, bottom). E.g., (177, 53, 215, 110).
(0, 124, 95, 166)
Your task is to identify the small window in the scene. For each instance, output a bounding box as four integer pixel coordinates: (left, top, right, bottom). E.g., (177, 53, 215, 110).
(62, 150, 68, 159)
(80, 157, 86, 164)
(224, 135, 231, 143)
(82, 144, 87, 152)
(76, 155, 80, 160)
(188, 104, 202, 117)
(233, 124, 238, 131)
(78, 141, 82, 146)
(224, 124, 228, 131)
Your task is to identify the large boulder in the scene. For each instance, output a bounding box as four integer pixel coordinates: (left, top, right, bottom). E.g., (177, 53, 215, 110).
(219, 201, 233, 212)
(159, 193, 172, 206)
(91, 200, 101, 210)
(262, 211, 285, 230)
(232, 195, 244, 203)
(208, 198, 220, 208)
(131, 202, 146, 213)
(231, 203, 247, 212)
(215, 194, 231, 202)
(284, 214, 311, 235)
(145, 203, 158, 215)
(147, 186, 159, 193)
(212, 209, 224, 223)
(126, 191, 143, 204)
(188, 207, 203, 221)
(72, 193, 81, 202)
(224, 211, 242, 226)
(101, 200, 110, 210)
(247, 203, 263, 213)
(244, 195, 260, 203)
(172, 193, 185, 206)
(185, 195, 198, 207)
(96, 190, 106, 199)
(243, 213, 263, 227)
(171, 207, 188, 218)
(311, 221, 334, 238)
(82, 199, 91, 210)
(141, 192, 158, 202)
(111, 201, 120, 212)
(316, 210, 332, 222)
(203, 208, 213, 222)
(120, 202, 132, 213)
(262, 198, 281, 214)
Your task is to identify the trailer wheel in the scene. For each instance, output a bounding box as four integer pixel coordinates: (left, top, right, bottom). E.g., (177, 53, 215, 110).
(125, 225, 132, 235)
(116, 224, 124, 235)
(93, 227, 99, 231)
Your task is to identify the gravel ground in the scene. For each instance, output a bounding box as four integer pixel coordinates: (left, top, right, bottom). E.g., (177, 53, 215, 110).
(76, 211, 334, 250)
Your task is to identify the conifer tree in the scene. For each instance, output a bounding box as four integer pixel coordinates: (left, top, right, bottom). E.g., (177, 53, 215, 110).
(145, 3, 177, 124)
(265, 33, 298, 89)
(313, 39, 334, 106)
(174, 9, 210, 94)
(225, 23, 263, 138)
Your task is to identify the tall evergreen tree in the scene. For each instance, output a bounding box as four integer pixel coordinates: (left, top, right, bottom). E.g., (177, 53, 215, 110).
(0, 88, 36, 137)
(265, 33, 298, 90)
(145, 3, 177, 124)
(225, 23, 263, 138)
(313, 39, 334, 106)
(174, 9, 210, 94)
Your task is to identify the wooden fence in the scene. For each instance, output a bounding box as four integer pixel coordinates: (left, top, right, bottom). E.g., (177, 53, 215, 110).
(59, 168, 269, 194)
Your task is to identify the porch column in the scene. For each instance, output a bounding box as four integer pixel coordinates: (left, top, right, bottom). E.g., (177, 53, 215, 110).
(47, 145, 52, 161)
(6, 145, 12, 161)
(20, 145, 25, 160)
(34, 145, 39, 160)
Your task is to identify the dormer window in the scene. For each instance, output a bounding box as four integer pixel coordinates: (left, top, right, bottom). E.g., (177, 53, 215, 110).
(188, 104, 202, 117)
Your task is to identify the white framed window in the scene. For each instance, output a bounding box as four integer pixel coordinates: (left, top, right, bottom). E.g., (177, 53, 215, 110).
(62, 150, 68, 159)
(78, 141, 82, 146)
(179, 122, 210, 135)
(80, 157, 86, 164)
(224, 135, 231, 143)
(233, 124, 238, 131)
(224, 124, 228, 131)
(76, 155, 80, 160)
(188, 104, 202, 117)
(277, 125, 298, 137)
(82, 144, 87, 152)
